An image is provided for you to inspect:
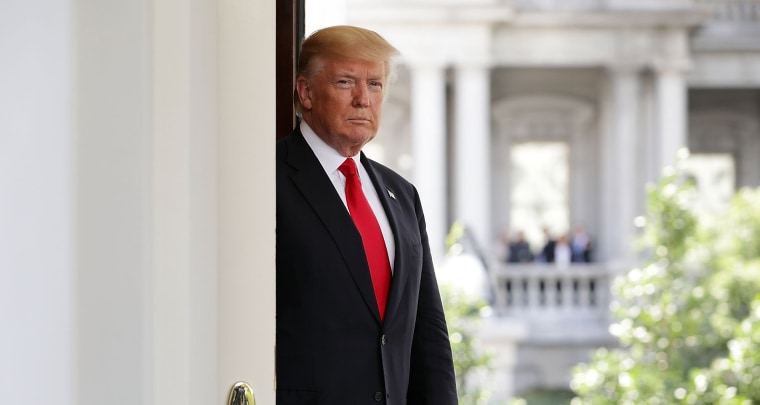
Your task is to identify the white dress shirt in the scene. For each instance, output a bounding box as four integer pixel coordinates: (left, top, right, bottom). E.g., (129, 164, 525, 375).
(300, 121, 396, 272)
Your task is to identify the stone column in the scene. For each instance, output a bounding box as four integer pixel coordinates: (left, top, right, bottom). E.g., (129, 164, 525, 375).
(654, 64, 688, 172)
(640, 73, 658, 185)
(1, 1, 74, 403)
(654, 28, 690, 173)
(410, 64, 448, 262)
(601, 66, 641, 265)
(453, 64, 491, 253)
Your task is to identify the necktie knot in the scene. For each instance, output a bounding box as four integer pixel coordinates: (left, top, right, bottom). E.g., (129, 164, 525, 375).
(339, 158, 358, 177)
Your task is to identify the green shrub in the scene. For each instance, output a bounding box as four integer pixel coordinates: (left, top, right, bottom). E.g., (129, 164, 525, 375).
(441, 282, 495, 405)
(571, 155, 760, 405)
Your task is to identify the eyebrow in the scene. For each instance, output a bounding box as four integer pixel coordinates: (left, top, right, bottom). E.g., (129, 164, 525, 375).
(333, 71, 384, 82)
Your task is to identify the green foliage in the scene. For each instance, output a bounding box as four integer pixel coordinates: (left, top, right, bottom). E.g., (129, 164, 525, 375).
(571, 157, 760, 405)
(446, 220, 467, 253)
(519, 390, 576, 405)
(442, 222, 497, 405)
(442, 282, 496, 405)
(686, 295, 760, 405)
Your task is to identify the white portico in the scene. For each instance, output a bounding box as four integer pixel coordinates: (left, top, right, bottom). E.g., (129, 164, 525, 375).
(344, 0, 760, 400)
(350, 1, 708, 266)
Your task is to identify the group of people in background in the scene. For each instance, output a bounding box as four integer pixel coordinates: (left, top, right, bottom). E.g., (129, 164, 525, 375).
(503, 226, 593, 266)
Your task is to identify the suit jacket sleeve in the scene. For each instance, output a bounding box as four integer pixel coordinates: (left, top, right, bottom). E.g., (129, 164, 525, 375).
(406, 186, 458, 404)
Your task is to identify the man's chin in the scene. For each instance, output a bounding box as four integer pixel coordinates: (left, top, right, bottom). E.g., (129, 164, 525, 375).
(345, 131, 376, 144)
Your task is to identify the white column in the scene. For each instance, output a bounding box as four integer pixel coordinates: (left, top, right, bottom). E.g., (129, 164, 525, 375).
(601, 66, 640, 264)
(75, 1, 155, 404)
(454, 64, 491, 253)
(153, 0, 219, 403)
(640, 73, 659, 185)
(218, 0, 276, 403)
(655, 65, 687, 172)
(411, 64, 447, 262)
(0, 1, 73, 404)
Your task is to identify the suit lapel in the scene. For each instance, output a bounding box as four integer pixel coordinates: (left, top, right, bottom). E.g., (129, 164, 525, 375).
(284, 131, 382, 323)
(360, 154, 410, 323)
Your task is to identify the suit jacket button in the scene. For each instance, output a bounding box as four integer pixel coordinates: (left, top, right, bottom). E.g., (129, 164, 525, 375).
(381, 334, 387, 345)
(374, 391, 383, 401)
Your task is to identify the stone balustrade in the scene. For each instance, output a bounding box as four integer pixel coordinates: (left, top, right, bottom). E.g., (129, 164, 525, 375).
(488, 262, 616, 329)
(478, 262, 623, 398)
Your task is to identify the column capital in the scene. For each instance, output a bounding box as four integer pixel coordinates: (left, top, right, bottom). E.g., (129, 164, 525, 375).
(453, 60, 494, 71)
(403, 59, 449, 71)
(650, 58, 692, 74)
(604, 62, 645, 75)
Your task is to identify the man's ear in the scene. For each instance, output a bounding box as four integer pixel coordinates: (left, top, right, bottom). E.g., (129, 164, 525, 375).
(296, 77, 313, 110)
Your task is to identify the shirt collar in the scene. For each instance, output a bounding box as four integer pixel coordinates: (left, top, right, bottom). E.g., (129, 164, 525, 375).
(300, 120, 360, 174)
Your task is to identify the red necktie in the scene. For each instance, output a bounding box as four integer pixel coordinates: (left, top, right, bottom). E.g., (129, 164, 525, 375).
(339, 158, 392, 321)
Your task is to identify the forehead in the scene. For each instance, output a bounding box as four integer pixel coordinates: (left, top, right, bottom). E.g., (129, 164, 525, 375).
(323, 58, 386, 78)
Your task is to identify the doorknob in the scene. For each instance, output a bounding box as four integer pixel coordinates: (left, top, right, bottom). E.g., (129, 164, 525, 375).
(227, 381, 255, 405)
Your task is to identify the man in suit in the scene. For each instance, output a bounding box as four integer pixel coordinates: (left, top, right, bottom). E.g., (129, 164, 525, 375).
(276, 25, 458, 404)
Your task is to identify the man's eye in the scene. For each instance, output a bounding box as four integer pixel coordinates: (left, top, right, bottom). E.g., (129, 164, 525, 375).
(369, 81, 383, 89)
(336, 80, 353, 89)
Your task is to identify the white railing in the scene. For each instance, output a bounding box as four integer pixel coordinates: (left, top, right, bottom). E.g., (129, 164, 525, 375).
(478, 262, 621, 400)
(489, 262, 614, 320)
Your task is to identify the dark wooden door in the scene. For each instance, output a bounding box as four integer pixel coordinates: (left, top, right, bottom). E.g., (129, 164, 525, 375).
(277, 0, 304, 139)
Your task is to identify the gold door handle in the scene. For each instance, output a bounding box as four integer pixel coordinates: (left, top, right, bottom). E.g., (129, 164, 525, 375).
(227, 381, 255, 405)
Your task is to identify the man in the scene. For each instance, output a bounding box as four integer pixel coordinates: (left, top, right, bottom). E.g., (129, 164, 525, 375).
(507, 231, 534, 263)
(276, 25, 458, 404)
(539, 227, 556, 263)
(570, 226, 592, 263)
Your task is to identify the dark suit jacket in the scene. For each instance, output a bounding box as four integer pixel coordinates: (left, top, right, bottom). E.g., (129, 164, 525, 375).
(276, 129, 457, 405)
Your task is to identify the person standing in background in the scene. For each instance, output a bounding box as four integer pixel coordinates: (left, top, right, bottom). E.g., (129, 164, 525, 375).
(507, 230, 534, 263)
(554, 234, 572, 268)
(571, 226, 592, 263)
(539, 227, 556, 263)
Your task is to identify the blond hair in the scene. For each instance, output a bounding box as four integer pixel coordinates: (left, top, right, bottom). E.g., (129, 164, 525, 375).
(294, 25, 400, 115)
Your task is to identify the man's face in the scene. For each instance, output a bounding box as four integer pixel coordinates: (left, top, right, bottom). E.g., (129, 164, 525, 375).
(297, 58, 386, 157)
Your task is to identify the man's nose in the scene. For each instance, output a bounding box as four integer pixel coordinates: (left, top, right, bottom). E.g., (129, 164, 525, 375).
(352, 83, 370, 107)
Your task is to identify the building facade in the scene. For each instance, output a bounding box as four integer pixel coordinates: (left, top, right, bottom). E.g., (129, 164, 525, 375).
(328, 0, 760, 400)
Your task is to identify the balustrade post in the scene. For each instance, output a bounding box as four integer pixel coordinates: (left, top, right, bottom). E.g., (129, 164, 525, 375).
(528, 275, 541, 312)
(562, 275, 574, 312)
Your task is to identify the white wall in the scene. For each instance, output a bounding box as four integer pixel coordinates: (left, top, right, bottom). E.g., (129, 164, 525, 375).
(0, 0, 276, 404)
